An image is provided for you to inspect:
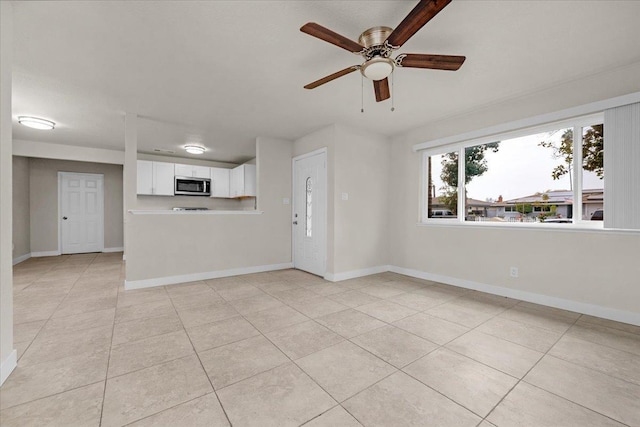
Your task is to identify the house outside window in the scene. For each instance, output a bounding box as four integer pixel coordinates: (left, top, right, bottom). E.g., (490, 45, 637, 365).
(421, 114, 604, 227)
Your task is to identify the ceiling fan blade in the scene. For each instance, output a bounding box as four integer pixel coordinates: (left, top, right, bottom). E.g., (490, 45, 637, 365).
(373, 78, 390, 102)
(386, 0, 452, 48)
(300, 22, 364, 53)
(304, 66, 359, 89)
(396, 53, 466, 70)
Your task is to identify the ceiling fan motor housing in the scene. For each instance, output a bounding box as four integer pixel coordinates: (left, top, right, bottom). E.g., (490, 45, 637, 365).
(359, 26, 393, 48)
(359, 26, 394, 59)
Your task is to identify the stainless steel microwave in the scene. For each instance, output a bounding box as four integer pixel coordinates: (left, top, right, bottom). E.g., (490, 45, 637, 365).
(174, 176, 211, 196)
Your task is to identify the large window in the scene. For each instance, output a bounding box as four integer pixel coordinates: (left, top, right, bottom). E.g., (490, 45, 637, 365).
(422, 115, 604, 226)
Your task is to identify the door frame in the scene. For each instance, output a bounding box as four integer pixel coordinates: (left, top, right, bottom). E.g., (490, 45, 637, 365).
(291, 147, 328, 277)
(58, 172, 105, 254)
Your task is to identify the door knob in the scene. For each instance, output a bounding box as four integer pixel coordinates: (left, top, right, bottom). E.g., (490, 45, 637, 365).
(62, 217, 68, 220)
(293, 221, 298, 225)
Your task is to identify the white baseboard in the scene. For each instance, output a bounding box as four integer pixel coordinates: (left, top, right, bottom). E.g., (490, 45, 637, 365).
(103, 247, 124, 253)
(14, 249, 122, 263)
(324, 265, 390, 282)
(12, 253, 31, 266)
(31, 250, 61, 257)
(0, 349, 17, 386)
(389, 265, 640, 327)
(125, 262, 294, 290)
(121, 260, 640, 326)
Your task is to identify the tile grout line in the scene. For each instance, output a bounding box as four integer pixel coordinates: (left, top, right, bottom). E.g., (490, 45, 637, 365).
(296, 403, 344, 426)
(95, 254, 120, 427)
(200, 275, 501, 406)
(10, 266, 637, 426)
(518, 380, 632, 427)
(480, 310, 636, 425)
(13, 256, 97, 368)
(385, 302, 521, 421)
(338, 278, 505, 418)
(205, 275, 392, 423)
(394, 291, 624, 423)
(384, 294, 551, 420)
(118, 392, 222, 427)
(218, 276, 476, 424)
(0, 379, 106, 413)
(12, 263, 55, 294)
(479, 312, 584, 424)
(165, 284, 235, 427)
(118, 272, 639, 426)
(558, 321, 640, 358)
(541, 336, 640, 387)
(4, 254, 111, 413)
(226, 290, 344, 418)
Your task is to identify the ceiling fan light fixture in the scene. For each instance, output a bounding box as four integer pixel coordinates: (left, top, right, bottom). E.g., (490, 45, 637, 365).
(18, 116, 55, 130)
(361, 57, 394, 81)
(184, 145, 205, 155)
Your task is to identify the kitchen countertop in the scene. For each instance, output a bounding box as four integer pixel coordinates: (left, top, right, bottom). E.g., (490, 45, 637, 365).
(128, 210, 263, 215)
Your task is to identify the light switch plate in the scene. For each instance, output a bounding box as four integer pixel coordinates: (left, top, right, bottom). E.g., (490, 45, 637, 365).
(341, 193, 349, 201)
(283, 198, 290, 205)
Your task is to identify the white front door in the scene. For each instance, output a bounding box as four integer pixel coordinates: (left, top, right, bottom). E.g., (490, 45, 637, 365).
(293, 150, 327, 276)
(60, 172, 104, 254)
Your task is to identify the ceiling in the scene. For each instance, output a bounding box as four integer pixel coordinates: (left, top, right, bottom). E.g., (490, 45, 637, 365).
(11, 1, 640, 163)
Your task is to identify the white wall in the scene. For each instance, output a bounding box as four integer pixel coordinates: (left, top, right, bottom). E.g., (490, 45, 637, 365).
(389, 61, 640, 322)
(0, 0, 15, 385)
(13, 139, 124, 165)
(333, 124, 390, 274)
(136, 194, 246, 211)
(293, 124, 391, 277)
(11, 156, 29, 260)
(137, 153, 238, 168)
(125, 137, 293, 285)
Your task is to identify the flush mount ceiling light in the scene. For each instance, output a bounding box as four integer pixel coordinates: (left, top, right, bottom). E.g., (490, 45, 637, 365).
(18, 116, 55, 130)
(184, 145, 205, 155)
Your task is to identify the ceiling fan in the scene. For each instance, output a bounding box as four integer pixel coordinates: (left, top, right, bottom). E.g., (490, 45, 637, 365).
(301, 0, 465, 102)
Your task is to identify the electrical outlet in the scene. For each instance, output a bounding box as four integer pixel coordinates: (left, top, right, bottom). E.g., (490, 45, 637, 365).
(510, 267, 519, 278)
(282, 198, 290, 205)
(341, 192, 349, 201)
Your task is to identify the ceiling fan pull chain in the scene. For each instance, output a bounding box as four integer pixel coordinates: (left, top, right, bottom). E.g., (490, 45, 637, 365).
(391, 72, 395, 112)
(361, 74, 364, 113)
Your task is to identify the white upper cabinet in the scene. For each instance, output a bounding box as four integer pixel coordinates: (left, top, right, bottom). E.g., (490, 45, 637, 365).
(229, 164, 256, 198)
(153, 162, 175, 196)
(137, 160, 153, 195)
(175, 163, 210, 178)
(192, 165, 211, 179)
(210, 167, 230, 198)
(137, 160, 174, 196)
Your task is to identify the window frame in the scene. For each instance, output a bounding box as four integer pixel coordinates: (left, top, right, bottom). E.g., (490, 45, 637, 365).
(420, 113, 604, 229)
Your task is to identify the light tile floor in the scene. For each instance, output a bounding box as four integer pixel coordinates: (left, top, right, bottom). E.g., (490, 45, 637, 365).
(2, 253, 640, 426)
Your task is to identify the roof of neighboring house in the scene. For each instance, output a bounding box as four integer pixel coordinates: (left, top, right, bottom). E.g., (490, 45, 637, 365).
(583, 188, 604, 202)
(431, 197, 494, 207)
(506, 190, 573, 204)
(432, 189, 604, 208)
(467, 198, 494, 207)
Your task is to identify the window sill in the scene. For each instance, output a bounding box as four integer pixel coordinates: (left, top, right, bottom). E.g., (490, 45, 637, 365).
(417, 220, 640, 234)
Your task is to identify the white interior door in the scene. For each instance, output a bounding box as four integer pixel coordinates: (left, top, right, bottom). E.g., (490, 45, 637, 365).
(60, 172, 104, 254)
(293, 150, 327, 276)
